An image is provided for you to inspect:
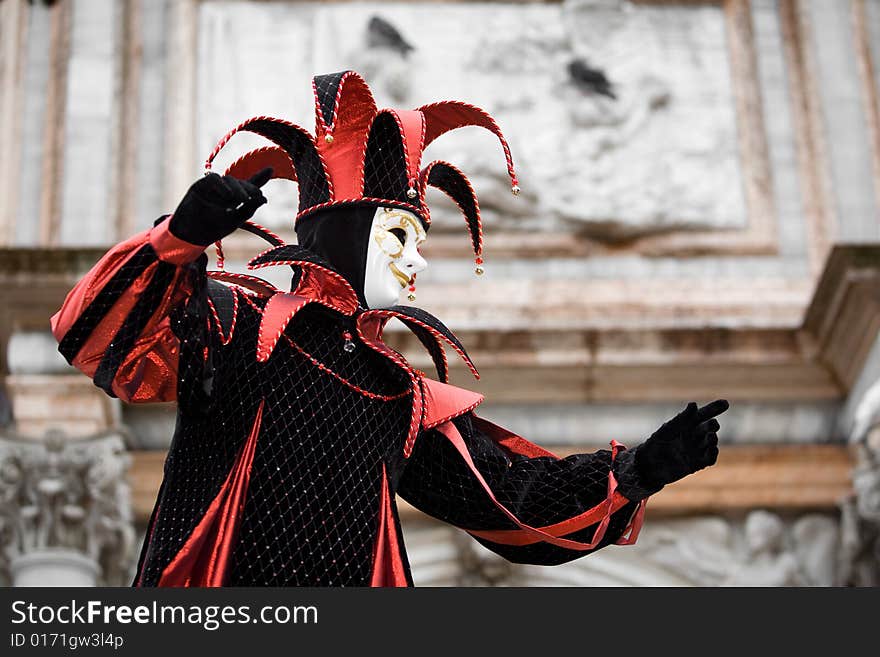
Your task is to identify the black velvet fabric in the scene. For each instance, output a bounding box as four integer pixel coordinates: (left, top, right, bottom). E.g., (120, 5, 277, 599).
(427, 162, 481, 253)
(173, 255, 214, 414)
(294, 203, 380, 307)
(169, 171, 270, 247)
(407, 322, 449, 382)
(633, 400, 726, 489)
(399, 413, 645, 566)
(138, 296, 414, 586)
(133, 285, 649, 581)
(248, 244, 337, 272)
(313, 71, 348, 128)
(386, 305, 475, 371)
(206, 278, 236, 337)
(362, 112, 410, 204)
(243, 119, 331, 212)
(58, 220, 675, 587)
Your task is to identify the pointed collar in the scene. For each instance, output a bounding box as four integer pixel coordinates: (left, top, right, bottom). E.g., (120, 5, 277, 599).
(248, 244, 360, 315)
(246, 244, 477, 380)
(356, 306, 478, 383)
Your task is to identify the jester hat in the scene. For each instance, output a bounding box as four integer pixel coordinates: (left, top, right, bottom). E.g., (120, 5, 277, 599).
(206, 70, 519, 281)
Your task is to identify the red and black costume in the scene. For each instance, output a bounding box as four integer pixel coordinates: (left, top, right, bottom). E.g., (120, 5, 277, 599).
(51, 72, 724, 587)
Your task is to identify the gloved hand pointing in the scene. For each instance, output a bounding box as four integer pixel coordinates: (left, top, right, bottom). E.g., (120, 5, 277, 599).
(168, 167, 274, 247)
(634, 399, 729, 490)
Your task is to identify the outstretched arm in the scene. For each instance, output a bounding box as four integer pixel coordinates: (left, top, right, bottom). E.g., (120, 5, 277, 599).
(51, 169, 272, 403)
(398, 399, 727, 565)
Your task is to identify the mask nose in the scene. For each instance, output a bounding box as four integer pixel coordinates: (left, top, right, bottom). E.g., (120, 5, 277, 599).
(399, 247, 427, 278)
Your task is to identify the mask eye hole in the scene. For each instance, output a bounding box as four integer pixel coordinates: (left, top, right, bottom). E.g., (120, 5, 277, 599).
(389, 228, 406, 246)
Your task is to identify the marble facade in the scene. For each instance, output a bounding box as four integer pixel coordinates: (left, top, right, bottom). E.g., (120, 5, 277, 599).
(1, 0, 879, 586)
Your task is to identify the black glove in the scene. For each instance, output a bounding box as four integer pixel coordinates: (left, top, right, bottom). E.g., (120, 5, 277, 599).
(634, 399, 728, 490)
(168, 167, 273, 246)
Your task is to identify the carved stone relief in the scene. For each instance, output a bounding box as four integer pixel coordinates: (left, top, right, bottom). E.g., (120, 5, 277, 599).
(839, 380, 880, 586)
(403, 510, 843, 587)
(198, 0, 747, 240)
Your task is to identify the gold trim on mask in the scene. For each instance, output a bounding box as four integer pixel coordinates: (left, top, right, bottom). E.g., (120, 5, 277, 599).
(389, 262, 411, 288)
(372, 208, 426, 258)
(373, 208, 427, 288)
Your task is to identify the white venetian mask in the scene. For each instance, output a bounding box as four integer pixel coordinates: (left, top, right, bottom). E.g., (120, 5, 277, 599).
(364, 207, 427, 309)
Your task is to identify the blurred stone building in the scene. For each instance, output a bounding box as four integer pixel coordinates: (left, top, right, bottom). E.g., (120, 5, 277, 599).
(1, 0, 879, 586)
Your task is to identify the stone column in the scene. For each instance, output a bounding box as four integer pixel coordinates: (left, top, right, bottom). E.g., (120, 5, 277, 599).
(840, 379, 880, 586)
(0, 428, 134, 587)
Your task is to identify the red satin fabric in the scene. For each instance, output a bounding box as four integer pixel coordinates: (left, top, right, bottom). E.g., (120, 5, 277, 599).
(50, 229, 191, 403)
(293, 266, 359, 315)
(470, 415, 559, 460)
(256, 293, 310, 362)
(315, 72, 378, 198)
(109, 314, 182, 403)
(158, 400, 265, 587)
(323, 131, 370, 198)
(436, 421, 636, 551)
(370, 464, 409, 587)
(51, 228, 153, 346)
(467, 493, 631, 547)
(420, 102, 504, 149)
(395, 109, 426, 183)
(420, 377, 484, 429)
(255, 269, 362, 362)
(207, 270, 279, 297)
(614, 498, 648, 546)
(149, 217, 207, 265)
(225, 146, 298, 182)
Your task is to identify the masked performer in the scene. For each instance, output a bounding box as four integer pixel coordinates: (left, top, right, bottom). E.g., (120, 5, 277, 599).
(51, 72, 728, 587)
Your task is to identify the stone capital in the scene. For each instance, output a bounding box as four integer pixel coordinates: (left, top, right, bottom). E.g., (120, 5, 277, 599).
(0, 427, 134, 586)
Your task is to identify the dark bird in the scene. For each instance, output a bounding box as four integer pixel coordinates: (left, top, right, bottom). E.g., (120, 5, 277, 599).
(568, 58, 617, 100)
(367, 15, 415, 58)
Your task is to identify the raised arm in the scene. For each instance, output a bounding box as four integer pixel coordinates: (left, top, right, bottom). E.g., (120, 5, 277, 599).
(398, 399, 727, 565)
(51, 168, 272, 403)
